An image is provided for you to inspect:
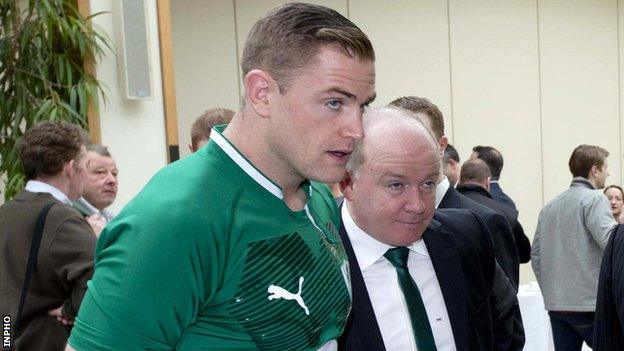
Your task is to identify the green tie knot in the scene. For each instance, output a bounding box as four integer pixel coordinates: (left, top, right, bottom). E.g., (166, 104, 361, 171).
(384, 246, 410, 268)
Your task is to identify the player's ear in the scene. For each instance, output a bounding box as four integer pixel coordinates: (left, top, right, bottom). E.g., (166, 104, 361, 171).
(244, 69, 275, 118)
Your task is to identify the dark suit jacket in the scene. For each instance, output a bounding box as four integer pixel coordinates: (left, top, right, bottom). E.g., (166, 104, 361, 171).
(489, 182, 516, 210)
(338, 208, 524, 351)
(439, 186, 520, 288)
(0, 190, 96, 350)
(456, 184, 531, 263)
(594, 224, 624, 350)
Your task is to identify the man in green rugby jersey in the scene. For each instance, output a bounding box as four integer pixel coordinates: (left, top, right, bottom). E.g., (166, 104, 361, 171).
(67, 3, 375, 350)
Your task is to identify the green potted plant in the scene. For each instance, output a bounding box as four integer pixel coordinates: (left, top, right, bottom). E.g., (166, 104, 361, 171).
(0, 0, 111, 200)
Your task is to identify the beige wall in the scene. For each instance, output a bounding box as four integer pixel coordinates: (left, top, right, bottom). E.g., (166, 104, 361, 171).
(90, 0, 169, 214)
(168, 0, 624, 283)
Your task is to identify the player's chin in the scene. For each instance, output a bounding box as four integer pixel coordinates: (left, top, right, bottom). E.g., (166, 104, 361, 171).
(304, 166, 347, 184)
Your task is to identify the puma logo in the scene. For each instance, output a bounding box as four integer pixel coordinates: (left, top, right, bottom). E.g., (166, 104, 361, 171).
(267, 276, 310, 315)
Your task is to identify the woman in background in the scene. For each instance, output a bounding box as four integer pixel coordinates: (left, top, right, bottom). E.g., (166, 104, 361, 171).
(604, 185, 624, 223)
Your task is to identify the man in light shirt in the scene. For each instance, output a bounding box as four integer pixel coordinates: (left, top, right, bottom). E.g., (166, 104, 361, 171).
(0, 121, 96, 350)
(73, 144, 118, 227)
(337, 107, 523, 351)
(532, 144, 617, 350)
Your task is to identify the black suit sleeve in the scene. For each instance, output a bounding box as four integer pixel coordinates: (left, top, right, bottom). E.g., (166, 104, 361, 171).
(470, 211, 525, 351)
(594, 224, 624, 350)
(490, 262, 525, 351)
(482, 212, 520, 289)
(512, 221, 531, 264)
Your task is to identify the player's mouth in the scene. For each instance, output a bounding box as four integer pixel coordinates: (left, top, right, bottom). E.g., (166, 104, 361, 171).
(328, 150, 352, 162)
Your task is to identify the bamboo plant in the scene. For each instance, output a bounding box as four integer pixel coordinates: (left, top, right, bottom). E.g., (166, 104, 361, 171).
(0, 0, 111, 200)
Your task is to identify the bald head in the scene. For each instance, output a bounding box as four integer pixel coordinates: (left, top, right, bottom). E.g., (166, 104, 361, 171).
(342, 106, 441, 246)
(346, 106, 440, 175)
(460, 158, 491, 189)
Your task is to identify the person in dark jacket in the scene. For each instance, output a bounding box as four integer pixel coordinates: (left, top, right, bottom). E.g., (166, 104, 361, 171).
(457, 159, 531, 263)
(470, 145, 517, 210)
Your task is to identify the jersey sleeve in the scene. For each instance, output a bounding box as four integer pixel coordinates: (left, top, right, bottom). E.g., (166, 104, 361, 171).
(68, 211, 219, 350)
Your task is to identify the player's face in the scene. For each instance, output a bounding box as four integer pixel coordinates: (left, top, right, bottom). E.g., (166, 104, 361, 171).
(267, 46, 376, 184)
(83, 151, 118, 210)
(344, 130, 440, 246)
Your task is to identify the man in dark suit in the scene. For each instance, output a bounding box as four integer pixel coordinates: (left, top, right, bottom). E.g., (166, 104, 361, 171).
(0, 121, 97, 350)
(593, 224, 624, 350)
(470, 145, 516, 210)
(457, 159, 531, 264)
(390, 96, 520, 288)
(338, 106, 523, 351)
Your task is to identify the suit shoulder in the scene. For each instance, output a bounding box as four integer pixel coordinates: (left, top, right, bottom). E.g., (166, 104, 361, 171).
(433, 208, 495, 267)
(434, 208, 491, 243)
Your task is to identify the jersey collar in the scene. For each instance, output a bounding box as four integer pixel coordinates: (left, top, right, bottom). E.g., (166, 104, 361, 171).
(210, 125, 285, 200)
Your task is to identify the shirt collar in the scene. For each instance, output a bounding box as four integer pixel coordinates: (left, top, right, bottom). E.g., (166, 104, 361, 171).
(25, 180, 72, 205)
(210, 126, 285, 199)
(74, 197, 115, 221)
(435, 176, 450, 209)
(342, 202, 429, 272)
(571, 176, 596, 190)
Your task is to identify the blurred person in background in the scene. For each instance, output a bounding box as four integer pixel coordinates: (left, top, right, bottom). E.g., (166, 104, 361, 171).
(604, 185, 624, 224)
(443, 143, 460, 187)
(470, 145, 516, 210)
(532, 144, 617, 351)
(189, 107, 234, 152)
(73, 144, 118, 230)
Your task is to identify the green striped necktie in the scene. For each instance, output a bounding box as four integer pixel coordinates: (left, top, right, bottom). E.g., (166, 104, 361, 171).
(384, 246, 437, 351)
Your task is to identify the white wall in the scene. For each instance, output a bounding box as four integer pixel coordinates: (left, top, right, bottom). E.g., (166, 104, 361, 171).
(90, 0, 168, 214)
(170, 0, 241, 157)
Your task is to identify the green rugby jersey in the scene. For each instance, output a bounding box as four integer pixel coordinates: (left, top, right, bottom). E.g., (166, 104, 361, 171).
(68, 126, 351, 350)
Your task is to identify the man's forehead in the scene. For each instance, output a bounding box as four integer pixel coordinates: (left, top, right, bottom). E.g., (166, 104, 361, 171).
(86, 152, 116, 166)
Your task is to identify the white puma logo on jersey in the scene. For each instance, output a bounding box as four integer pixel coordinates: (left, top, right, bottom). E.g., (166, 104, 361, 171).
(267, 276, 310, 315)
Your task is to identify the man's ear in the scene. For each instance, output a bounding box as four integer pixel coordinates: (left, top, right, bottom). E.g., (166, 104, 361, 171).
(63, 160, 75, 178)
(589, 165, 599, 179)
(340, 171, 355, 201)
(243, 69, 274, 118)
(188, 143, 196, 153)
(485, 176, 491, 191)
(438, 135, 448, 154)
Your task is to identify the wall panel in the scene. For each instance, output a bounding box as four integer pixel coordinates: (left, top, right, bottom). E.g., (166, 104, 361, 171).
(171, 0, 240, 158)
(349, 0, 453, 140)
(539, 0, 620, 202)
(92, 0, 168, 213)
(447, 0, 542, 282)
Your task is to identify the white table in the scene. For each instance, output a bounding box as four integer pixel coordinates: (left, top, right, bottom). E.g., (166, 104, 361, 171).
(518, 283, 591, 351)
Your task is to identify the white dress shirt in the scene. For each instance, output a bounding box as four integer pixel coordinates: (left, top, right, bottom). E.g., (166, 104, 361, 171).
(435, 176, 451, 209)
(342, 204, 457, 351)
(25, 180, 72, 205)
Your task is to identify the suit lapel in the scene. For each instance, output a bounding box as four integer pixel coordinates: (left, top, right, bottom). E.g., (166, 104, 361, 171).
(338, 221, 386, 351)
(424, 221, 470, 351)
(439, 186, 462, 209)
